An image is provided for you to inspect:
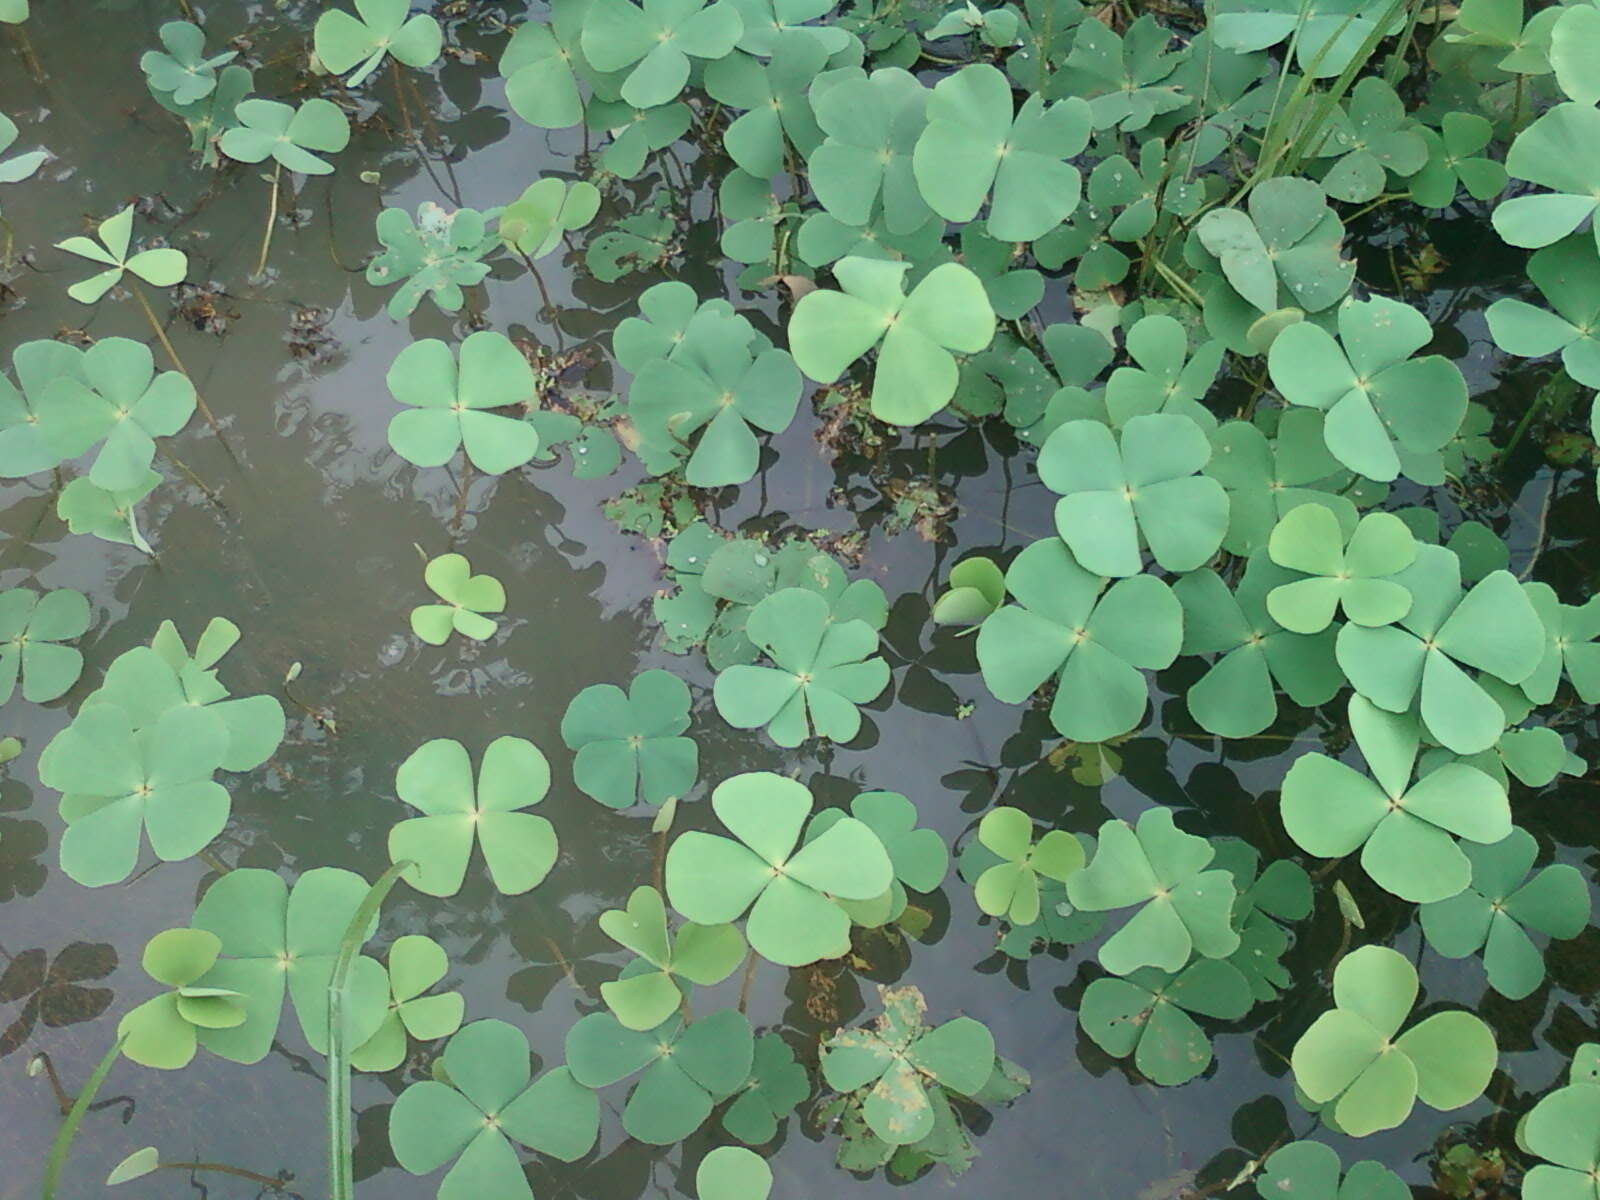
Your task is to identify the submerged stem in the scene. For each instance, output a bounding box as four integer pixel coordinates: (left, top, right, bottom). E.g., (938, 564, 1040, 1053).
(159, 1161, 286, 1190)
(132, 283, 229, 452)
(254, 162, 282, 280)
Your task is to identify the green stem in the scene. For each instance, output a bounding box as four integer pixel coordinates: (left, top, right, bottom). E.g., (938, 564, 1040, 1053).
(42, 1036, 127, 1200)
(158, 1162, 285, 1190)
(1149, 255, 1205, 308)
(328, 861, 410, 1200)
(254, 163, 282, 280)
(131, 283, 228, 450)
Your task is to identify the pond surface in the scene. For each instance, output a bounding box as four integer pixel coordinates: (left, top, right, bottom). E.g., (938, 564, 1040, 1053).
(1, 3, 1597, 1199)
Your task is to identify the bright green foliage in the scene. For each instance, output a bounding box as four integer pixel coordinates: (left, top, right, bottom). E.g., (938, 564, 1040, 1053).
(1410, 113, 1507, 207)
(704, 35, 829, 178)
(910, 63, 1090, 241)
(1487, 236, 1600, 389)
(218, 98, 350, 175)
(1442, 0, 1559, 72)
(387, 736, 556, 897)
(0, 112, 45, 213)
(806, 790, 947, 923)
(1055, 16, 1187, 131)
(821, 986, 996, 1145)
(788, 256, 996, 426)
(0, 0, 25, 22)
(1550, 3, 1600, 103)
(117, 929, 245, 1070)
(1269, 295, 1467, 484)
(698, 1147, 772, 1200)
(1104, 315, 1222, 430)
(1420, 827, 1589, 999)
(366, 203, 498, 319)
(57, 205, 188, 305)
(1205, 411, 1355, 555)
(723, 1033, 809, 1144)
(386, 332, 539, 474)
(38, 337, 196, 492)
(1522, 1053, 1600, 1200)
(1040, 413, 1229, 575)
(807, 68, 934, 234)
(139, 21, 236, 106)
(582, 0, 743, 108)
(1211, 840, 1312, 1000)
(188, 867, 389, 1062)
(561, 669, 698, 808)
(730, 0, 852, 53)
(566, 1008, 754, 1144)
(928, 0, 1022, 44)
(106, 1148, 160, 1185)
(500, 0, 609, 130)
(411, 553, 505, 646)
(1266, 505, 1417, 633)
(1173, 554, 1342, 737)
(970, 808, 1083, 926)
(713, 587, 889, 747)
(590, 101, 694, 179)
(1212, 0, 1402, 75)
(1495, 104, 1600, 253)
(1282, 696, 1510, 902)
(151, 63, 253, 167)
(1336, 544, 1546, 754)
(390, 1020, 597, 1199)
(315, 0, 443, 86)
(1066, 808, 1240, 975)
(1291, 945, 1497, 1136)
(598, 885, 744, 1029)
(1522, 584, 1600, 704)
(958, 830, 1105, 956)
(975, 537, 1181, 742)
(1194, 178, 1355, 333)
(1255, 1141, 1410, 1200)
(349, 935, 465, 1072)
(0, 587, 89, 704)
(1309, 78, 1429, 203)
(499, 177, 601, 258)
(663, 771, 893, 966)
(1079, 958, 1252, 1085)
(931, 556, 1005, 627)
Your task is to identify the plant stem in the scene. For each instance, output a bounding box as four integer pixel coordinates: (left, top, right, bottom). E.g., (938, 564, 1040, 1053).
(160, 1162, 285, 1189)
(327, 861, 410, 1200)
(1519, 469, 1559, 581)
(7, 26, 44, 83)
(254, 163, 282, 280)
(157, 446, 227, 510)
(131, 283, 229, 451)
(1149, 255, 1205, 308)
(42, 1037, 126, 1200)
(736, 948, 759, 1013)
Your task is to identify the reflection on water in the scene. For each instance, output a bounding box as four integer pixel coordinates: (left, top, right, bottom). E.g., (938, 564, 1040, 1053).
(0, 3, 1593, 1199)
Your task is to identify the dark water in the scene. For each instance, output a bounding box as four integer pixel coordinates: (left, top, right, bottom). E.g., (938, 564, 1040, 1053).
(0, 3, 1595, 1198)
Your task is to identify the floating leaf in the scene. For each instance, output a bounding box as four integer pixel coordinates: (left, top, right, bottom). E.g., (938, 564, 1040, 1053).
(57, 205, 188, 305)
(366, 203, 497, 319)
(1522, 1068, 1600, 1200)
(723, 1032, 809, 1144)
(117, 928, 245, 1069)
(411, 553, 505, 646)
(1409, 112, 1507, 208)
(698, 1147, 772, 1200)
(807, 790, 949, 923)
(219, 98, 350, 176)
(969, 808, 1083, 926)
(1205, 411, 1356, 555)
(562, 670, 698, 809)
(139, 21, 236, 106)
(1265, 505, 1417, 633)
(387, 332, 539, 475)
(1487, 235, 1600, 389)
(704, 34, 829, 177)
(807, 68, 934, 234)
(1255, 1140, 1410, 1200)
(1494, 103, 1600, 253)
(349, 935, 465, 1072)
(1212, 0, 1404, 77)
(0, 587, 89, 704)
(499, 177, 601, 259)
(1194, 178, 1354, 322)
(931, 556, 1005, 627)
(1079, 958, 1252, 1085)
(581, 0, 744, 108)
(315, 0, 443, 87)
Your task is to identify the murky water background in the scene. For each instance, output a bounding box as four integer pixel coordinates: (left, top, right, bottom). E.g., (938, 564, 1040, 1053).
(2, 3, 1597, 1197)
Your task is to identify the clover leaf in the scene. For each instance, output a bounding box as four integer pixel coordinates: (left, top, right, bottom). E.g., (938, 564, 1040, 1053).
(0, 340, 82, 479)
(349, 935, 465, 1072)
(932, 555, 1005, 627)
(37, 336, 196, 492)
(1173, 554, 1342, 738)
(218, 98, 350, 176)
(1211, 839, 1312, 1001)
(724, 1032, 809, 1144)
(969, 808, 1082, 926)
(1040, 412, 1229, 576)
(1522, 584, 1600, 704)
(1550, 2, 1600, 103)
(387, 332, 539, 475)
(411, 553, 505, 646)
(566, 1008, 754, 1144)
(664, 771, 894, 966)
(0, 587, 88, 704)
(1269, 294, 1467, 484)
(1066, 808, 1241, 976)
(1080, 958, 1252, 1086)
(1291, 945, 1497, 1136)
(0, 1, 23, 22)
(562, 669, 698, 809)
(366, 203, 498, 319)
(1103, 315, 1222, 430)
(1309, 77, 1429, 203)
(713, 587, 889, 748)
(1420, 826, 1589, 999)
(139, 21, 236, 106)
(807, 790, 948, 923)
(1054, 16, 1187, 131)
(1522, 1067, 1600, 1200)
(975, 537, 1181, 742)
(1265, 504, 1417, 633)
(789, 256, 996, 426)
(598, 885, 745, 1030)
(150, 62, 253, 168)
(807, 68, 935, 235)
(1487, 235, 1600, 389)
(0, 113, 43, 219)
(581, 0, 744, 109)
(910, 63, 1090, 241)
(499, 177, 600, 259)
(500, 0, 612, 130)
(821, 985, 996, 1146)
(188, 867, 389, 1062)
(57, 472, 160, 552)
(39, 704, 227, 887)
(315, 0, 442, 87)
(391, 1020, 597, 1199)
(57, 205, 188, 305)
(1336, 544, 1546, 754)
(1212, 0, 1404, 77)
(1410, 112, 1507, 208)
(387, 736, 556, 897)
(1255, 1141, 1410, 1200)
(1494, 103, 1600, 252)
(698, 1147, 772, 1200)
(704, 34, 829, 178)
(1282, 695, 1511, 902)
(117, 929, 245, 1070)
